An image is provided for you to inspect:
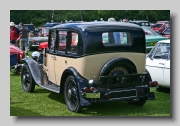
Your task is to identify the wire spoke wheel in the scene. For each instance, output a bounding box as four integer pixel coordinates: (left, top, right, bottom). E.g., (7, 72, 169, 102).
(21, 65, 35, 92)
(64, 76, 82, 113)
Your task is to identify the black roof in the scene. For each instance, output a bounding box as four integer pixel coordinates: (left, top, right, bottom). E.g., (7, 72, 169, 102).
(52, 21, 142, 31)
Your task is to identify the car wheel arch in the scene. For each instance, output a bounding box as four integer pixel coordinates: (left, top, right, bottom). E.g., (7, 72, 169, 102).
(100, 58, 138, 76)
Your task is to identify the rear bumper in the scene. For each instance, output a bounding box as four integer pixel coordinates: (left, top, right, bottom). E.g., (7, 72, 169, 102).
(80, 73, 157, 102)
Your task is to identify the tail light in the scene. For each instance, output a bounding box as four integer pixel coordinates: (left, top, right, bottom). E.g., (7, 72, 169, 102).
(90, 87, 95, 92)
(153, 81, 158, 87)
(83, 87, 89, 93)
(149, 81, 158, 87)
(149, 81, 153, 86)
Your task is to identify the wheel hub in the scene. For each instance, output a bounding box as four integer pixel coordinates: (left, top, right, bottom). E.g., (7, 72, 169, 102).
(23, 75, 26, 82)
(68, 89, 72, 99)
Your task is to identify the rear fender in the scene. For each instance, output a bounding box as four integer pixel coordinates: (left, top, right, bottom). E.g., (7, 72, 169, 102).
(61, 67, 91, 107)
(21, 58, 42, 85)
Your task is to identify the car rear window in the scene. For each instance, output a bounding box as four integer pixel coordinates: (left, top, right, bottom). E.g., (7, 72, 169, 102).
(102, 32, 131, 46)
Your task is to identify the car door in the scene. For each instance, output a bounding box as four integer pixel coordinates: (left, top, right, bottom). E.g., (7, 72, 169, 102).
(146, 42, 170, 85)
(163, 52, 170, 88)
(54, 31, 68, 86)
(47, 30, 57, 84)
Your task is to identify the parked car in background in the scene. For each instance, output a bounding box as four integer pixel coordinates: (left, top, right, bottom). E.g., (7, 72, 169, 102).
(10, 44, 25, 74)
(160, 27, 170, 39)
(128, 20, 151, 26)
(141, 26, 169, 53)
(41, 27, 51, 37)
(156, 21, 170, 28)
(28, 36, 48, 51)
(149, 23, 155, 26)
(20, 22, 158, 113)
(150, 23, 166, 34)
(44, 22, 61, 27)
(146, 39, 170, 88)
(24, 24, 35, 32)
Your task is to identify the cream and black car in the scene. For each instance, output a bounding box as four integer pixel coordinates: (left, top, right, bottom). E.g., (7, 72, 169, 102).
(20, 22, 158, 113)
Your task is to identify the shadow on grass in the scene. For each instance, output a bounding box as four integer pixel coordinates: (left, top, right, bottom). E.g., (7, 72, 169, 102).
(47, 92, 66, 104)
(33, 88, 52, 94)
(10, 106, 43, 116)
(157, 87, 170, 94)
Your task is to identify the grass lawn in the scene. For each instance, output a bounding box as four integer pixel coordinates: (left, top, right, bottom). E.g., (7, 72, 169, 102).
(10, 51, 170, 116)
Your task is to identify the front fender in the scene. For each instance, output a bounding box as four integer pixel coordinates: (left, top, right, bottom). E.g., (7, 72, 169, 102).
(62, 67, 91, 107)
(21, 57, 42, 85)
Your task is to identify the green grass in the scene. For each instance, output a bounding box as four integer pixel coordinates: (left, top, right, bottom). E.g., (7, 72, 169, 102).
(10, 72, 170, 116)
(10, 51, 170, 116)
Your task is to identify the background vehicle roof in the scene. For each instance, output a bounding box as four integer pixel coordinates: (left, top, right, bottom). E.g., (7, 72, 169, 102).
(52, 21, 142, 30)
(129, 20, 149, 22)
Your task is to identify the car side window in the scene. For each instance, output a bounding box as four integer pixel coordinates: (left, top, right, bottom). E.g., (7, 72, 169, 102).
(69, 32, 78, 54)
(102, 32, 131, 45)
(153, 43, 170, 59)
(49, 31, 56, 51)
(58, 31, 67, 53)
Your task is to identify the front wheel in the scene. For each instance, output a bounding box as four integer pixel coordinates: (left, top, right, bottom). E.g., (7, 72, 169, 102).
(64, 76, 82, 113)
(21, 64, 35, 92)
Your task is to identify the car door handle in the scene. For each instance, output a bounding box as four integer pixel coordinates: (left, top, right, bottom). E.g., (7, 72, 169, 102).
(159, 63, 164, 65)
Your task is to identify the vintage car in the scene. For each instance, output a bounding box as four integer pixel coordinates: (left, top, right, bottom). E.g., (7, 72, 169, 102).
(20, 22, 158, 113)
(10, 44, 25, 74)
(160, 27, 170, 39)
(141, 26, 169, 53)
(150, 23, 166, 33)
(146, 39, 170, 88)
(156, 21, 170, 28)
(28, 36, 48, 51)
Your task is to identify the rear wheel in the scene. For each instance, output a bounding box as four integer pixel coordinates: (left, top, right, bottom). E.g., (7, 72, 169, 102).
(64, 76, 82, 113)
(21, 64, 35, 92)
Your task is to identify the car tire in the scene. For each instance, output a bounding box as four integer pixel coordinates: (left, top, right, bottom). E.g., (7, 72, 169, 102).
(21, 64, 35, 92)
(64, 76, 82, 113)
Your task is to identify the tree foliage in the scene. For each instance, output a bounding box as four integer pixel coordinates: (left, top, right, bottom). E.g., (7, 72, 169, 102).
(10, 10, 170, 27)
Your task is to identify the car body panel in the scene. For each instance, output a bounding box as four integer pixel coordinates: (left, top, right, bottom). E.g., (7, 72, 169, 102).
(141, 26, 169, 52)
(10, 44, 25, 64)
(146, 39, 170, 88)
(160, 27, 170, 39)
(28, 37, 48, 50)
(53, 52, 146, 86)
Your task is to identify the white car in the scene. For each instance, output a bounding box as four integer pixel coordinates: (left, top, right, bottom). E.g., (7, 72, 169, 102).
(146, 39, 170, 88)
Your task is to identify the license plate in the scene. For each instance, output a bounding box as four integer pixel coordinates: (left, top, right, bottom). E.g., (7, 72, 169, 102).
(151, 42, 156, 46)
(149, 87, 156, 92)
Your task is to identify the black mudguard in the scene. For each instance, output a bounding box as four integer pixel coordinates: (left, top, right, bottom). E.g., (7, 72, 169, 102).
(21, 58, 42, 85)
(62, 67, 91, 107)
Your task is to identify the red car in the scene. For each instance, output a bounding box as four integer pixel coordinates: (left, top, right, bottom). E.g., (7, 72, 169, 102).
(150, 23, 166, 33)
(39, 32, 78, 51)
(10, 44, 25, 74)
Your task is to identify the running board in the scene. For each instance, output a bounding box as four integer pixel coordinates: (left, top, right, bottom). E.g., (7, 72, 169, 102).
(40, 84, 60, 93)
